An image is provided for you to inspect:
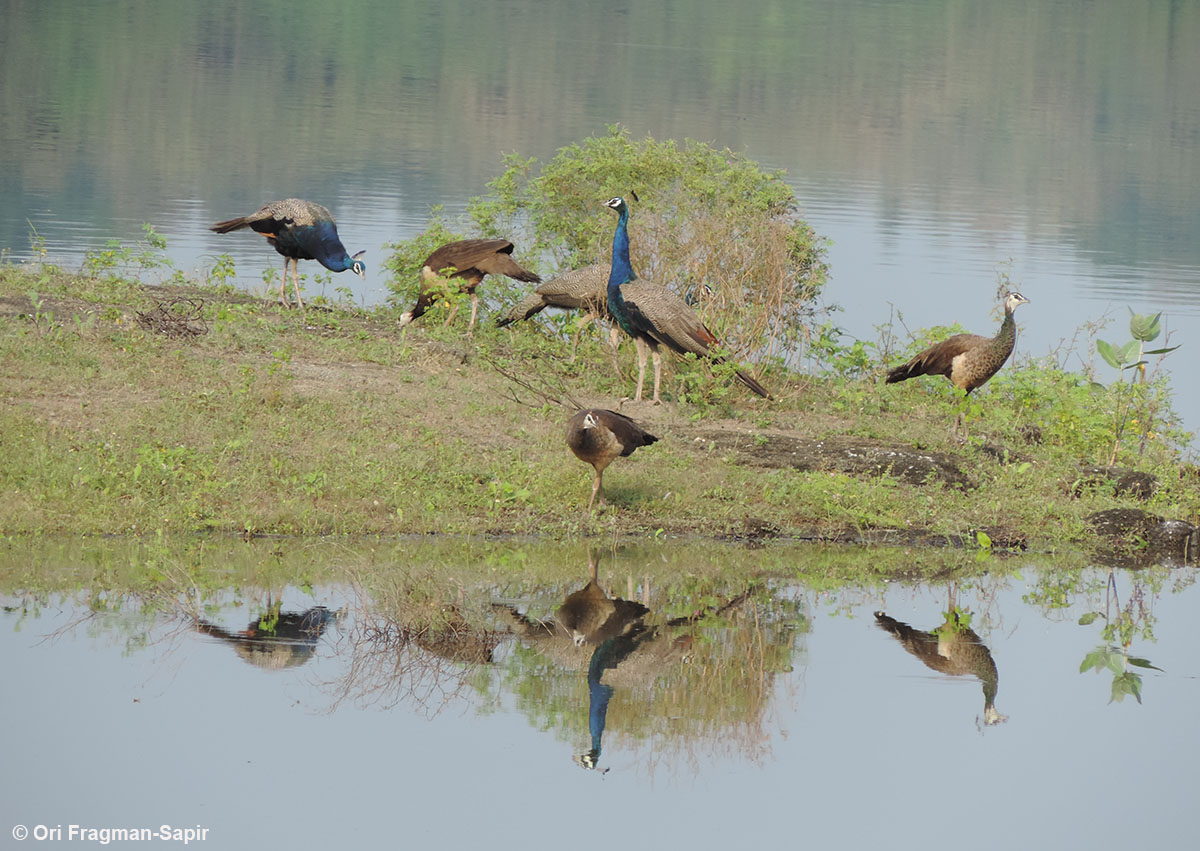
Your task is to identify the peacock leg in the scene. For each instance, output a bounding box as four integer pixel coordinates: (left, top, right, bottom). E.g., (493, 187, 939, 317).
(279, 259, 292, 307)
(292, 260, 305, 311)
(650, 347, 662, 404)
(633, 337, 649, 401)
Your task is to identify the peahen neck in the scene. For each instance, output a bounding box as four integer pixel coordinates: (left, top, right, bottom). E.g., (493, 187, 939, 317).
(994, 307, 1018, 357)
(606, 204, 638, 334)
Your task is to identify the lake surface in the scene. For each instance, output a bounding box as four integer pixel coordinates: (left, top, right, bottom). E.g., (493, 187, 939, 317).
(2, 0, 1198, 432)
(1, 538, 1196, 849)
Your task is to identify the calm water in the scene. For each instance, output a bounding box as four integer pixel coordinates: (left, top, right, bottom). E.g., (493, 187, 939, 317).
(3, 1, 1199, 427)
(1, 539, 1197, 848)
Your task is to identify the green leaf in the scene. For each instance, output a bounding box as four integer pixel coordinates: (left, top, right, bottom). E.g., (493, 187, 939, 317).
(1119, 340, 1141, 363)
(1106, 652, 1125, 675)
(1016, 461, 1032, 474)
(1128, 310, 1161, 343)
(1127, 656, 1163, 671)
(1110, 672, 1143, 705)
(1121, 359, 1148, 371)
(1143, 345, 1180, 356)
(1080, 649, 1108, 673)
(1096, 339, 1124, 369)
(1078, 612, 1098, 625)
(976, 530, 992, 550)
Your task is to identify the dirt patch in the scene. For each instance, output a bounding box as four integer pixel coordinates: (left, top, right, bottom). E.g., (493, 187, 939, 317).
(686, 427, 973, 488)
(1086, 508, 1197, 566)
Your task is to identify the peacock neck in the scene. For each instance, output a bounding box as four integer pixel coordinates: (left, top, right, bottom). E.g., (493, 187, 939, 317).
(606, 206, 638, 334)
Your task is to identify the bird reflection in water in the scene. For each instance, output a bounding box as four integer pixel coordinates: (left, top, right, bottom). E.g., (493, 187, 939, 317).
(496, 552, 748, 771)
(874, 589, 1007, 727)
(195, 603, 340, 671)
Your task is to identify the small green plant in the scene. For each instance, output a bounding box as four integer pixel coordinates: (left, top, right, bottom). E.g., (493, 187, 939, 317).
(1096, 309, 1180, 462)
(27, 220, 48, 259)
(207, 254, 237, 290)
(24, 290, 56, 336)
(82, 224, 174, 279)
(1096, 310, 1179, 384)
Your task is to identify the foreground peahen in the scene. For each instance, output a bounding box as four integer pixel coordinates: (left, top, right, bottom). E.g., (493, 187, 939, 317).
(604, 197, 771, 402)
(398, 238, 541, 329)
(885, 291, 1030, 437)
(566, 408, 658, 510)
(210, 199, 366, 310)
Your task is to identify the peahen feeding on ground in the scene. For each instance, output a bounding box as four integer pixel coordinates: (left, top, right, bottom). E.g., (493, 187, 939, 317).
(885, 291, 1030, 438)
(210, 199, 365, 310)
(604, 197, 771, 403)
(496, 263, 619, 346)
(874, 605, 1007, 726)
(397, 238, 541, 330)
(566, 408, 658, 510)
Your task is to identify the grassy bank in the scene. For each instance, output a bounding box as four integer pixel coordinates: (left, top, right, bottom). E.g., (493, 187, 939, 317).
(1, 262, 1196, 555)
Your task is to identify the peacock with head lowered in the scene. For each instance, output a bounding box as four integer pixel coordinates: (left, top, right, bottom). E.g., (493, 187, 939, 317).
(210, 198, 365, 310)
(603, 196, 771, 403)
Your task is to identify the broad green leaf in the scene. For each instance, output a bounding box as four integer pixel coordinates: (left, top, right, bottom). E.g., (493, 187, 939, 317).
(1119, 340, 1140, 363)
(1144, 345, 1180, 355)
(1128, 310, 1161, 342)
(1106, 652, 1125, 675)
(1096, 339, 1123, 369)
(1078, 612, 1099, 625)
(976, 530, 992, 549)
(1110, 672, 1143, 705)
(1080, 649, 1108, 673)
(1016, 461, 1031, 474)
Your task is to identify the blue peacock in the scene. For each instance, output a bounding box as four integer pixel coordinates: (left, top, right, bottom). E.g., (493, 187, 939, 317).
(210, 198, 366, 310)
(604, 196, 771, 402)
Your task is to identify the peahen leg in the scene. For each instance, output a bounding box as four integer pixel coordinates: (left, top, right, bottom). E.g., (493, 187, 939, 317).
(589, 469, 604, 510)
(467, 292, 479, 330)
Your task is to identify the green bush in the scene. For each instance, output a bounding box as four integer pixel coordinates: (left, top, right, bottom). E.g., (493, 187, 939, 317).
(382, 128, 828, 376)
(469, 126, 828, 364)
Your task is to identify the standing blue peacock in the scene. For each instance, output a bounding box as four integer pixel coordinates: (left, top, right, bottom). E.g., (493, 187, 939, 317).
(604, 196, 771, 402)
(210, 198, 366, 310)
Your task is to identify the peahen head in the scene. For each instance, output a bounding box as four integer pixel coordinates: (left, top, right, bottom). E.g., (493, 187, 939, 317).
(1003, 291, 1029, 313)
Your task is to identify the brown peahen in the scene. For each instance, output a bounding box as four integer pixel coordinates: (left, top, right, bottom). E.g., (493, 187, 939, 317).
(885, 291, 1029, 436)
(604, 197, 771, 403)
(210, 199, 366, 311)
(555, 551, 650, 647)
(874, 607, 1007, 726)
(497, 263, 611, 329)
(397, 238, 540, 329)
(566, 408, 658, 510)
